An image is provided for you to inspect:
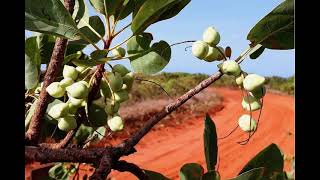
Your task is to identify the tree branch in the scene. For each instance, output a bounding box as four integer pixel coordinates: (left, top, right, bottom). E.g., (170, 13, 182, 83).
(90, 154, 113, 180)
(114, 160, 148, 180)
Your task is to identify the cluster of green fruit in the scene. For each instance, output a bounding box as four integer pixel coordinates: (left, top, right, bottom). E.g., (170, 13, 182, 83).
(35, 61, 134, 133)
(218, 60, 266, 133)
(191, 26, 224, 62)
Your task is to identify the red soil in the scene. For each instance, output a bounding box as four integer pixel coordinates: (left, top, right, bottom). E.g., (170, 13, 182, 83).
(108, 87, 294, 179)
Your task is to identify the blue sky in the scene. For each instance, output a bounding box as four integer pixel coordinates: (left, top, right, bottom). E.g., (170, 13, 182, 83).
(26, 0, 294, 78)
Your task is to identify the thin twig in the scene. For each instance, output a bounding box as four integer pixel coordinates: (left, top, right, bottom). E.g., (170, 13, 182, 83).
(113, 23, 132, 38)
(135, 77, 173, 99)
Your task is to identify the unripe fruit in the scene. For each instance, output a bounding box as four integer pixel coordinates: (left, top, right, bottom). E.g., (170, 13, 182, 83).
(249, 86, 266, 99)
(218, 60, 241, 76)
(107, 116, 124, 131)
(46, 82, 65, 98)
(87, 102, 108, 127)
(235, 72, 247, 86)
(112, 64, 130, 76)
(79, 80, 90, 88)
(121, 84, 128, 90)
(59, 77, 74, 88)
(68, 96, 84, 107)
(63, 65, 79, 80)
(238, 114, 257, 132)
(242, 95, 261, 111)
(66, 82, 89, 99)
(203, 26, 220, 46)
(106, 101, 120, 115)
(192, 40, 209, 59)
(216, 46, 225, 60)
(67, 103, 78, 114)
(48, 103, 69, 119)
(75, 66, 88, 73)
(243, 74, 265, 91)
(100, 79, 112, 98)
(112, 47, 126, 58)
(114, 90, 129, 103)
(122, 72, 134, 91)
(106, 72, 123, 92)
(58, 116, 77, 132)
(203, 46, 220, 62)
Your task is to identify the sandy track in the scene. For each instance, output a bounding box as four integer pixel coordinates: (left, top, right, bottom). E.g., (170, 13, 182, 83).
(109, 87, 294, 179)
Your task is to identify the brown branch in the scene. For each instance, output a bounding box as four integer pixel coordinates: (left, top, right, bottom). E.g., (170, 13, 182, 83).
(114, 160, 148, 180)
(116, 71, 223, 153)
(90, 154, 113, 180)
(25, 0, 76, 145)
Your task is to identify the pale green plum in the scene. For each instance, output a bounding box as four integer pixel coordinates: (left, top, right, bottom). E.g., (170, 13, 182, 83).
(243, 74, 265, 91)
(106, 101, 120, 115)
(242, 95, 261, 111)
(235, 72, 247, 86)
(68, 96, 84, 107)
(59, 77, 74, 88)
(112, 64, 130, 76)
(99, 79, 112, 98)
(46, 82, 65, 98)
(203, 46, 220, 62)
(63, 65, 79, 80)
(238, 114, 257, 132)
(48, 103, 69, 119)
(58, 116, 77, 132)
(67, 103, 78, 114)
(218, 60, 241, 76)
(249, 86, 266, 99)
(202, 26, 220, 46)
(192, 40, 209, 59)
(66, 81, 89, 99)
(114, 90, 129, 103)
(112, 47, 126, 58)
(122, 72, 134, 91)
(106, 72, 123, 92)
(107, 116, 124, 132)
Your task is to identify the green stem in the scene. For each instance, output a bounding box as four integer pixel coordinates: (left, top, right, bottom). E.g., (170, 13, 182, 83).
(108, 35, 134, 51)
(78, 31, 100, 50)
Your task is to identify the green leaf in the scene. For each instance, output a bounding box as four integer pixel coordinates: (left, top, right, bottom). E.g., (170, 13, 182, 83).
(89, 0, 124, 17)
(203, 114, 218, 171)
(92, 126, 107, 140)
(127, 33, 171, 74)
(86, 98, 109, 127)
(72, 0, 90, 27)
(70, 16, 105, 45)
(239, 144, 284, 178)
(131, 0, 189, 34)
(74, 124, 94, 144)
(90, 49, 109, 60)
(228, 168, 265, 180)
(157, 0, 190, 22)
(250, 46, 265, 59)
(144, 170, 171, 180)
(25, 37, 40, 90)
(201, 171, 220, 180)
(72, 57, 111, 67)
(48, 163, 69, 180)
(63, 52, 82, 65)
(25, 100, 38, 131)
(25, 0, 81, 40)
(247, 0, 294, 49)
(118, 0, 136, 20)
(179, 163, 204, 180)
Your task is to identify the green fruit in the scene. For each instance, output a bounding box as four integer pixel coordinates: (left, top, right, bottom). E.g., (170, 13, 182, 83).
(48, 103, 69, 119)
(202, 26, 220, 46)
(216, 46, 225, 60)
(67, 103, 78, 114)
(218, 60, 241, 76)
(79, 80, 90, 88)
(121, 84, 128, 90)
(243, 74, 265, 91)
(59, 77, 74, 88)
(68, 96, 84, 107)
(46, 82, 65, 98)
(58, 116, 77, 132)
(242, 95, 261, 111)
(106, 72, 123, 92)
(99, 79, 112, 98)
(106, 101, 120, 115)
(192, 40, 209, 59)
(249, 86, 266, 99)
(238, 114, 257, 132)
(112, 47, 126, 58)
(122, 72, 134, 91)
(235, 72, 247, 86)
(75, 66, 88, 73)
(203, 46, 220, 62)
(63, 65, 79, 80)
(66, 82, 89, 99)
(114, 90, 129, 103)
(107, 116, 124, 132)
(112, 64, 130, 76)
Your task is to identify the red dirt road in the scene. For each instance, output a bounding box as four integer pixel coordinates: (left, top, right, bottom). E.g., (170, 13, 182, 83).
(109, 87, 294, 179)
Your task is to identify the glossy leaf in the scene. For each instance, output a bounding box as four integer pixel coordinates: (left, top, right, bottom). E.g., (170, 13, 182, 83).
(247, 0, 294, 49)
(92, 126, 107, 140)
(250, 46, 265, 59)
(203, 114, 218, 171)
(74, 124, 94, 144)
(228, 168, 265, 180)
(90, 49, 109, 60)
(179, 163, 204, 180)
(127, 33, 171, 74)
(25, 100, 38, 131)
(25, 0, 81, 40)
(63, 52, 82, 65)
(72, 0, 90, 27)
(25, 37, 40, 90)
(239, 144, 284, 178)
(144, 170, 171, 180)
(157, 0, 190, 22)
